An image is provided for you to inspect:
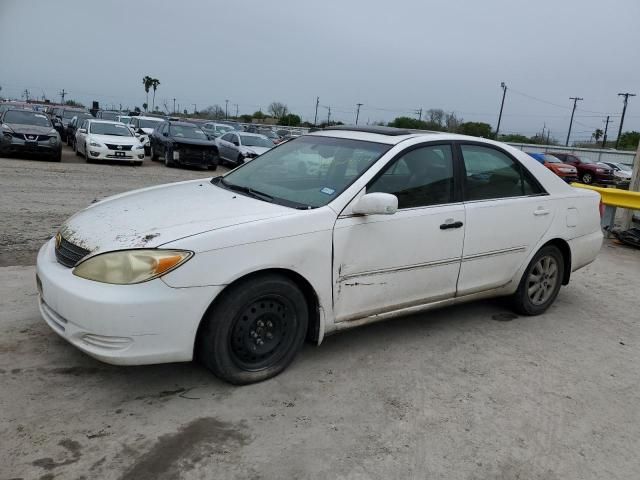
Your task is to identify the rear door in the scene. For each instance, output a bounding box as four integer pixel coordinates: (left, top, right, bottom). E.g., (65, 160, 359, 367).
(457, 143, 554, 295)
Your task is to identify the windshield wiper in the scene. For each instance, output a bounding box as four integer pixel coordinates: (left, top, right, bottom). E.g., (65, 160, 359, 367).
(219, 178, 274, 202)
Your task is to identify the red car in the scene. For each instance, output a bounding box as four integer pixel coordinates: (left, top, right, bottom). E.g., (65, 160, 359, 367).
(549, 152, 616, 185)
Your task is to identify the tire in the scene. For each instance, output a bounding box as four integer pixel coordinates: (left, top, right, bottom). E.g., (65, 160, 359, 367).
(150, 145, 159, 161)
(237, 154, 245, 166)
(197, 274, 309, 385)
(512, 245, 564, 316)
(581, 172, 593, 184)
(51, 151, 62, 162)
(74, 140, 80, 157)
(164, 146, 174, 167)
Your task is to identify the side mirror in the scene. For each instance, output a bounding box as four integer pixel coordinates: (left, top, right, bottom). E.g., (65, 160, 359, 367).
(78, 128, 87, 134)
(352, 192, 398, 216)
(162, 132, 168, 137)
(232, 140, 239, 146)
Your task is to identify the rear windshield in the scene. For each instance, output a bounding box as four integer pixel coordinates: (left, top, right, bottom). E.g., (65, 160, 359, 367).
(169, 125, 208, 139)
(3, 110, 51, 127)
(139, 119, 164, 129)
(63, 110, 85, 119)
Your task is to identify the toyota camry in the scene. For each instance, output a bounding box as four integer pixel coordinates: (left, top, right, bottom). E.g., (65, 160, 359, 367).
(36, 126, 603, 384)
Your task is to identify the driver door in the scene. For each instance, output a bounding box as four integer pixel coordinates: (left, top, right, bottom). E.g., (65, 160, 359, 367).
(332, 143, 465, 323)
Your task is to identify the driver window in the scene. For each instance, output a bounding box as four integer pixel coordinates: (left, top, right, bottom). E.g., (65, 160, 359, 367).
(368, 144, 454, 209)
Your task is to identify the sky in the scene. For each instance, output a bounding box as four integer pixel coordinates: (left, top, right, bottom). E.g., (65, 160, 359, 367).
(1, 0, 640, 143)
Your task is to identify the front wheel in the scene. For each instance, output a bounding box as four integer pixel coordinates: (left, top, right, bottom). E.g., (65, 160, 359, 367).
(150, 145, 159, 161)
(164, 147, 174, 167)
(197, 274, 309, 384)
(581, 172, 593, 184)
(512, 245, 564, 315)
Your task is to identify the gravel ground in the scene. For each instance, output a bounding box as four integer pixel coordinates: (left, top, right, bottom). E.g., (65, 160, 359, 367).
(0, 146, 226, 267)
(1, 146, 639, 479)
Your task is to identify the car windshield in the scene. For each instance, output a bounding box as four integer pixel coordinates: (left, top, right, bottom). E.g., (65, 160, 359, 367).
(216, 125, 234, 133)
(169, 125, 208, 139)
(544, 155, 562, 163)
(216, 136, 391, 208)
(90, 122, 133, 136)
(139, 119, 164, 129)
(241, 135, 273, 147)
(3, 110, 51, 127)
(63, 110, 84, 119)
(117, 116, 131, 123)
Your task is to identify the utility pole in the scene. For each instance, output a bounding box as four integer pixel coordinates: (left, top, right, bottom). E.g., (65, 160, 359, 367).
(495, 82, 507, 139)
(225, 99, 229, 120)
(192, 104, 197, 114)
(314, 97, 319, 127)
(615, 92, 636, 149)
(414, 108, 422, 121)
(355, 103, 363, 125)
(173, 98, 176, 114)
(23, 89, 30, 101)
(323, 106, 331, 126)
(234, 103, 239, 118)
(621, 140, 640, 230)
(565, 96, 583, 146)
(59, 89, 67, 105)
(602, 115, 613, 148)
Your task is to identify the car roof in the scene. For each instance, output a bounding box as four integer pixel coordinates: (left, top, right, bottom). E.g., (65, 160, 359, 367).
(135, 116, 166, 121)
(237, 132, 268, 137)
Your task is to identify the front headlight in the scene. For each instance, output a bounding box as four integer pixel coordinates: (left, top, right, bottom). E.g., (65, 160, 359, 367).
(89, 141, 103, 148)
(73, 249, 193, 284)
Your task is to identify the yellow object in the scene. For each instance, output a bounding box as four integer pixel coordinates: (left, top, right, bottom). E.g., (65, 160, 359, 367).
(571, 183, 640, 210)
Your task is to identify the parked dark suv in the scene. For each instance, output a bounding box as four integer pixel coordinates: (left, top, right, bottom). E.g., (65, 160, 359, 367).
(549, 152, 616, 185)
(52, 107, 89, 142)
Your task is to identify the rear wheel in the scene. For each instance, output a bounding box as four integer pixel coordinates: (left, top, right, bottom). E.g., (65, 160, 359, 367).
(74, 139, 80, 156)
(512, 245, 564, 315)
(197, 274, 308, 384)
(150, 145, 159, 161)
(581, 172, 593, 184)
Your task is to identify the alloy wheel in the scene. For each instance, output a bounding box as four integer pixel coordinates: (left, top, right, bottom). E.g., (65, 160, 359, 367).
(526, 255, 558, 305)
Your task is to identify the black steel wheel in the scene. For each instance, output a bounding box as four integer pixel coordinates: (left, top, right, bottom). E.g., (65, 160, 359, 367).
(197, 274, 308, 384)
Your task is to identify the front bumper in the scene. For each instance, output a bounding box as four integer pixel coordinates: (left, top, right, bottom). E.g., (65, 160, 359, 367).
(86, 145, 145, 161)
(36, 239, 222, 365)
(0, 135, 60, 157)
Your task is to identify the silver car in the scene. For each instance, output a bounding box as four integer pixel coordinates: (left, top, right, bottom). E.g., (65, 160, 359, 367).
(215, 132, 273, 166)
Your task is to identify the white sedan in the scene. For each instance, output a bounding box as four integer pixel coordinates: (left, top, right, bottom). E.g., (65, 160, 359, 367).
(37, 126, 602, 384)
(75, 120, 146, 165)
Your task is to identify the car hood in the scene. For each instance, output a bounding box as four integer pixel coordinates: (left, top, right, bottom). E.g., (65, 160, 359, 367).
(170, 137, 217, 147)
(59, 179, 295, 254)
(6, 124, 55, 135)
(91, 134, 139, 145)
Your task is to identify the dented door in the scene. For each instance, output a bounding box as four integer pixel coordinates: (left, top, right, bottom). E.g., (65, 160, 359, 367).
(332, 204, 465, 323)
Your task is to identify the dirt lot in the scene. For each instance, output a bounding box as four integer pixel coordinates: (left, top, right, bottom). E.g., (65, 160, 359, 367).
(1, 146, 639, 479)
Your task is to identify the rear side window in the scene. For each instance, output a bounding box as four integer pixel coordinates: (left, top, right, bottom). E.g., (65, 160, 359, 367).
(461, 144, 543, 201)
(368, 144, 455, 209)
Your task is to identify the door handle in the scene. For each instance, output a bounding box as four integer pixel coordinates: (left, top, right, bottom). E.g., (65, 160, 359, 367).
(533, 208, 550, 216)
(440, 221, 463, 230)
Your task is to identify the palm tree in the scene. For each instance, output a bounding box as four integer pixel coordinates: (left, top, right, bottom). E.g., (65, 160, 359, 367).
(151, 78, 160, 111)
(142, 76, 153, 111)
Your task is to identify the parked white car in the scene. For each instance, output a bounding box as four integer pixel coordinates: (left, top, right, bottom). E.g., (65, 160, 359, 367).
(37, 126, 603, 384)
(214, 131, 273, 166)
(75, 119, 145, 165)
(201, 122, 236, 139)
